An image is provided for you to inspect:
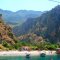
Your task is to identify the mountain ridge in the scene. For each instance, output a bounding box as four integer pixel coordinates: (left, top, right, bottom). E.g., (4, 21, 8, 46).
(0, 9, 43, 28)
(13, 5, 60, 43)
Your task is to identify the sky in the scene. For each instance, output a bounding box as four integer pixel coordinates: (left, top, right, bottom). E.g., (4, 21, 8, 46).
(0, 0, 60, 12)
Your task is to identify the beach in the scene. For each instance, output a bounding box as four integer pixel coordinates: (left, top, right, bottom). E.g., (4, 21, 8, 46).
(0, 50, 56, 56)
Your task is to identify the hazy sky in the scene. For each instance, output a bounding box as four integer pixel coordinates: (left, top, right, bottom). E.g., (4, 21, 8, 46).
(0, 0, 60, 12)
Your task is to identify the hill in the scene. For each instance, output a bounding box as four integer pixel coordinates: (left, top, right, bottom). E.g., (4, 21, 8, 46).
(0, 9, 43, 27)
(0, 14, 18, 50)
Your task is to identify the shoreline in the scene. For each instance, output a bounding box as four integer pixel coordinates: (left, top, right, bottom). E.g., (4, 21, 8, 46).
(0, 50, 56, 56)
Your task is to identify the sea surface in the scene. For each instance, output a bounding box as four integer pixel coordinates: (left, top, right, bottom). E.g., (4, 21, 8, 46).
(0, 55, 60, 60)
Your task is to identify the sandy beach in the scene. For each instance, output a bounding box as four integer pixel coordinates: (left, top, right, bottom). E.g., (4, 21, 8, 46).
(0, 50, 56, 56)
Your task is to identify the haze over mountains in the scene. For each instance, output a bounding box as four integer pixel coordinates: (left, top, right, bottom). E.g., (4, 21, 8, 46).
(13, 5, 60, 43)
(0, 9, 43, 27)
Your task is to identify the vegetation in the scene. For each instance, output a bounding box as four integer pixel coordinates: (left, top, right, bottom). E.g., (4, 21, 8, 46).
(1, 6, 60, 51)
(8, 32, 13, 38)
(10, 40, 59, 50)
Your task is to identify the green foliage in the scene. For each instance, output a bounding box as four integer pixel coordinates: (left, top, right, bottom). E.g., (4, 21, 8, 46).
(2, 41, 15, 50)
(8, 32, 13, 38)
(1, 40, 60, 50)
(45, 44, 56, 50)
(30, 46, 38, 50)
(8, 46, 14, 50)
(13, 43, 21, 49)
(2, 41, 9, 48)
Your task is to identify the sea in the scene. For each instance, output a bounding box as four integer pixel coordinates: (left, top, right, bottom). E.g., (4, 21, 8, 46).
(0, 55, 60, 60)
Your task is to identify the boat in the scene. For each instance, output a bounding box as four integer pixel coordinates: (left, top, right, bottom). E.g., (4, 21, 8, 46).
(26, 54, 30, 58)
(40, 53, 46, 57)
(56, 48, 60, 54)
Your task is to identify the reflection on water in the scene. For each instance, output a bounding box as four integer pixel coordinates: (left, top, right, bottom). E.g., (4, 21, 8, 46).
(25, 57, 31, 60)
(25, 55, 31, 60)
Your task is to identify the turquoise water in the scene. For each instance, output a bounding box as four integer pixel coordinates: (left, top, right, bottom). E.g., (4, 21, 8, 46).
(0, 55, 60, 60)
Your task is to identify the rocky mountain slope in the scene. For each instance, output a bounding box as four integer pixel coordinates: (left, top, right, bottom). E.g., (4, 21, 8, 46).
(13, 5, 60, 43)
(0, 14, 17, 50)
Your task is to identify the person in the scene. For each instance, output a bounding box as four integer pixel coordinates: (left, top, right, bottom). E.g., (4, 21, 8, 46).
(50, 51, 52, 55)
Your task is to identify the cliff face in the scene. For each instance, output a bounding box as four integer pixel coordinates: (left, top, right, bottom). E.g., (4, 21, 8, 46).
(13, 5, 60, 43)
(0, 14, 17, 50)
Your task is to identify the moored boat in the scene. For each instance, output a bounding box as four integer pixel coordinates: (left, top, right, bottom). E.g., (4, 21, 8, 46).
(40, 53, 46, 57)
(56, 48, 60, 54)
(26, 54, 30, 58)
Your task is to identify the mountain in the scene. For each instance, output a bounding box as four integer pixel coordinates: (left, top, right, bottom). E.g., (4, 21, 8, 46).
(13, 5, 60, 43)
(0, 14, 17, 50)
(18, 33, 44, 44)
(0, 9, 43, 27)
